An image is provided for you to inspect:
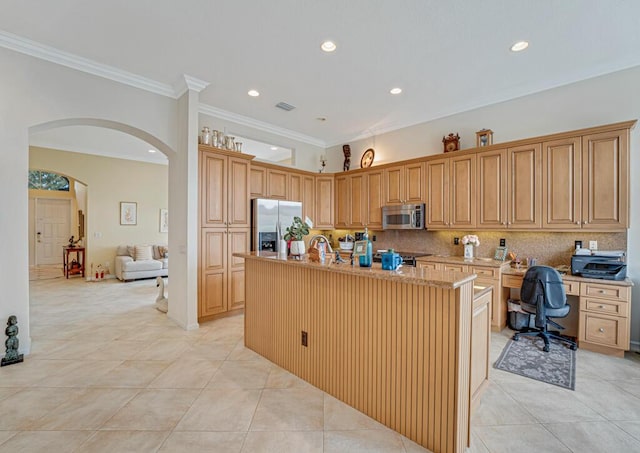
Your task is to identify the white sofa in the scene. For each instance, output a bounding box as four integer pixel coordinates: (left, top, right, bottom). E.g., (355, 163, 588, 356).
(115, 245, 168, 281)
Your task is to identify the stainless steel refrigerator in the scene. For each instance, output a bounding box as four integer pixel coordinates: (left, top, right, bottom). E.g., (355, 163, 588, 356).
(251, 198, 303, 252)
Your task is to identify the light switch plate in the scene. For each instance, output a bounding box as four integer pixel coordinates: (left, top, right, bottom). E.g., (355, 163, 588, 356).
(589, 240, 598, 250)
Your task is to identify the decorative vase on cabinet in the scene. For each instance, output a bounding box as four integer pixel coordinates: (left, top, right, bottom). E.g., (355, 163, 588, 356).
(464, 244, 474, 261)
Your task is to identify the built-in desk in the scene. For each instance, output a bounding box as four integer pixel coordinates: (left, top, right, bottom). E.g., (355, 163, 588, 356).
(502, 268, 633, 357)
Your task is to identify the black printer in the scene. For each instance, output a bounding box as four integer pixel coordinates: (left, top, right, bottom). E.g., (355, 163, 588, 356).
(571, 251, 627, 280)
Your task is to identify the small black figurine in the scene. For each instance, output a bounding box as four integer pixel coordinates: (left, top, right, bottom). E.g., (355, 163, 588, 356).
(1, 315, 23, 366)
(68, 236, 78, 247)
(342, 144, 351, 171)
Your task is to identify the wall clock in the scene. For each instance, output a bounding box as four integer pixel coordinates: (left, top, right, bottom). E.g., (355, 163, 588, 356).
(360, 148, 375, 168)
(442, 133, 460, 153)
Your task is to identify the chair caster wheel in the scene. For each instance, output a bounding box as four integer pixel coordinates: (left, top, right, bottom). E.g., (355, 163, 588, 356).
(543, 345, 550, 352)
(571, 344, 577, 351)
(513, 335, 519, 341)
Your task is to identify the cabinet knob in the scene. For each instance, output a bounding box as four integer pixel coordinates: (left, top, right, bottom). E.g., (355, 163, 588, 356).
(599, 290, 605, 294)
(583, 221, 588, 225)
(507, 221, 512, 225)
(575, 221, 580, 225)
(599, 305, 605, 309)
(599, 328, 605, 333)
(502, 222, 507, 226)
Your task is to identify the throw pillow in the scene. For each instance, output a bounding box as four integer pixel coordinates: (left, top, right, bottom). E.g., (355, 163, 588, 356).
(135, 245, 153, 261)
(158, 246, 168, 258)
(116, 245, 129, 256)
(126, 245, 135, 257)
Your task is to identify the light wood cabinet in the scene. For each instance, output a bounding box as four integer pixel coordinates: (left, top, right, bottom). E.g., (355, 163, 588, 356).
(200, 149, 251, 228)
(266, 168, 289, 199)
(366, 169, 384, 229)
(426, 155, 475, 229)
(334, 175, 350, 228)
(383, 162, 425, 205)
(199, 146, 252, 321)
(315, 176, 334, 229)
(471, 289, 491, 413)
(250, 165, 267, 198)
(542, 130, 629, 230)
(581, 129, 629, 229)
(477, 144, 541, 229)
(335, 173, 367, 229)
(579, 282, 630, 356)
(301, 174, 316, 224)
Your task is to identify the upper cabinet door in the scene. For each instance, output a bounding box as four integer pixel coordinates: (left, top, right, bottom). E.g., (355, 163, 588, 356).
(302, 175, 316, 225)
(542, 137, 581, 229)
(334, 175, 350, 228)
(426, 159, 449, 228)
(200, 151, 227, 227)
(581, 129, 629, 229)
(350, 174, 367, 228)
(507, 144, 541, 229)
(266, 168, 289, 200)
(315, 176, 334, 229)
(404, 162, 426, 203)
(449, 154, 476, 229)
(477, 149, 507, 228)
(227, 157, 251, 228)
(384, 165, 404, 204)
(289, 173, 302, 202)
(366, 169, 384, 229)
(250, 165, 267, 198)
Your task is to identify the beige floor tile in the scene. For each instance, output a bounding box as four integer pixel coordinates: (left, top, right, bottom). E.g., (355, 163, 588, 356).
(0, 359, 78, 387)
(88, 360, 171, 387)
(182, 341, 237, 361)
(33, 359, 122, 387)
(227, 342, 269, 361)
(471, 384, 536, 425)
(468, 428, 490, 453)
(614, 420, 640, 442)
(0, 431, 17, 446)
(148, 359, 222, 389)
(0, 387, 77, 430)
(610, 378, 640, 399)
(573, 378, 640, 420)
(158, 431, 246, 452)
(401, 435, 433, 452)
(250, 387, 324, 431)
(175, 389, 261, 432)
(0, 387, 22, 402)
(324, 429, 406, 453)
(545, 421, 640, 452)
(242, 431, 323, 453)
(265, 366, 313, 389)
(135, 339, 192, 361)
(75, 430, 169, 453)
(0, 430, 92, 452)
(33, 388, 139, 430)
(324, 394, 385, 430)
(497, 381, 602, 423)
(207, 359, 273, 389)
(102, 388, 200, 431)
(474, 425, 571, 453)
(83, 340, 149, 361)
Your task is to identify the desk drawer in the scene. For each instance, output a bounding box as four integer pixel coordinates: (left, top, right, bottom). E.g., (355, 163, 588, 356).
(563, 281, 580, 296)
(581, 298, 629, 317)
(443, 263, 468, 273)
(580, 283, 630, 302)
(580, 312, 629, 349)
(470, 266, 499, 279)
(417, 262, 438, 271)
(502, 274, 523, 289)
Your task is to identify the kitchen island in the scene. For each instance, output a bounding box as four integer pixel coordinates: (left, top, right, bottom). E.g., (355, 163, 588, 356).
(236, 252, 480, 453)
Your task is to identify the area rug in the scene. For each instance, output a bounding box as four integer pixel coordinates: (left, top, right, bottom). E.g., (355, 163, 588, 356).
(494, 336, 576, 390)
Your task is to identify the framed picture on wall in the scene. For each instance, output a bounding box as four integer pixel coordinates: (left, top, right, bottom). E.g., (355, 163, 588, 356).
(120, 202, 137, 225)
(160, 209, 168, 233)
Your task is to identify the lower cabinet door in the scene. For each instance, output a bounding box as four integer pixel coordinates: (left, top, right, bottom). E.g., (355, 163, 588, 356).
(200, 272, 226, 317)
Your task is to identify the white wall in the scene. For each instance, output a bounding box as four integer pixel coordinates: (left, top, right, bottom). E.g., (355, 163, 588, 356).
(0, 47, 178, 353)
(30, 147, 168, 274)
(328, 65, 640, 346)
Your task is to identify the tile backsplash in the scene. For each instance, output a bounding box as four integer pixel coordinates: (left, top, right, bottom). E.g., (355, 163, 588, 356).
(355, 229, 627, 267)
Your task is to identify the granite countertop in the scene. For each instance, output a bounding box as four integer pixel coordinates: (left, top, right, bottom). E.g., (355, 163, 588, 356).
(235, 252, 477, 289)
(502, 266, 634, 287)
(416, 255, 510, 268)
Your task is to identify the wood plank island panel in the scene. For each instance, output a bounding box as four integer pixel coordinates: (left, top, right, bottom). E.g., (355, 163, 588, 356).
(241, 254, 475, 453)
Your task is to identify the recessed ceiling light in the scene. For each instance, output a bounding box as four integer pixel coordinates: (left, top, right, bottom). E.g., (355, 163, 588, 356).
(248, 89, 260, 97)
(321, 41, 336, 52)
(148, 149, 157, 153)
(390, 87, 402, 95)
(510, 41, 529, 52)
(316, 117, 327, 122)
(270, 146, 278, 151)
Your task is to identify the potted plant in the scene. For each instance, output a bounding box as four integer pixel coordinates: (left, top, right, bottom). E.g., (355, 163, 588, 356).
(284, 216, 310, 257)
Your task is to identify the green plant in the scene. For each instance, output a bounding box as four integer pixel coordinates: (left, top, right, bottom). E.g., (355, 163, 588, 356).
(283, 216, 310, 241)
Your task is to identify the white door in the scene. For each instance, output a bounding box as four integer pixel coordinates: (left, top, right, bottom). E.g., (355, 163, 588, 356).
(35, 199, 71, 265)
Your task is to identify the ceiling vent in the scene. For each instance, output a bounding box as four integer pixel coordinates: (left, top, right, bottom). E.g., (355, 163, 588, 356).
(275, 101, 296, 111)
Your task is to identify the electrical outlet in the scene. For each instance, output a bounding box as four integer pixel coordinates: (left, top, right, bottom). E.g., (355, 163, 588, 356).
(575, 240, 582, 249)
(589, 240, 598, 250)
(453, 237, 460, 245)
(301, 331, 308, 347)
(372, 235, 376, 241)
(500, 238, 506, 247)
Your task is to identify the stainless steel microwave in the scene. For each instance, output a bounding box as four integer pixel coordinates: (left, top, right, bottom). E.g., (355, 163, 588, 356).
(382, 204, 425, 230)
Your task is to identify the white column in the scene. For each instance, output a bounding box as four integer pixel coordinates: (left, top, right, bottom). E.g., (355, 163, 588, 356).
(168, 75, 208, 330)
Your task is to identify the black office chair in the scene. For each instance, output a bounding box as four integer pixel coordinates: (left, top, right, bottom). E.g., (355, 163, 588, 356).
(512, 265, 578, 352)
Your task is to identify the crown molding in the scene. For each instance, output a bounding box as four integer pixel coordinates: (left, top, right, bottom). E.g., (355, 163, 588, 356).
(174, 74, 209, 97)
(0, 29, 176, 97)
(199, 103, 326, 148)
